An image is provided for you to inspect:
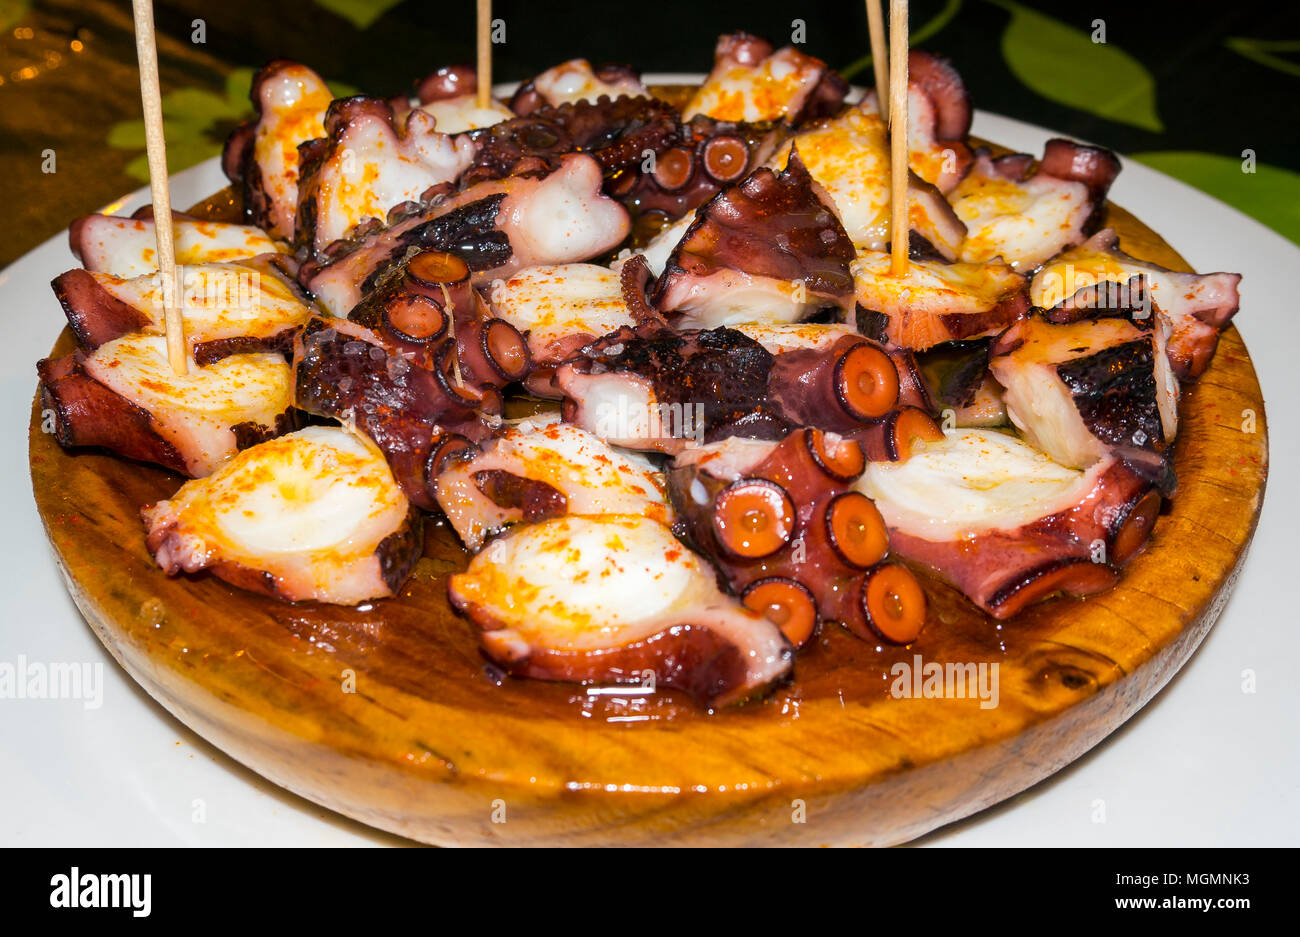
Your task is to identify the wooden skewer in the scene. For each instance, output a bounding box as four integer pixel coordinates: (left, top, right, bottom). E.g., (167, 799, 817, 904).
(865, 0, 889, 105)
(476, 0, 492, 109)
(131, 0, 186, 376)
(888, 0, 910, 277)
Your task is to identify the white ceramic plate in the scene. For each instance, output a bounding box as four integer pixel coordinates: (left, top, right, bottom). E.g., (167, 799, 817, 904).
(1, 96, 1297, 845)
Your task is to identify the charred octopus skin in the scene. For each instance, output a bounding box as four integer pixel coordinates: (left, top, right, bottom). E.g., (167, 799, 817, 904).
(668, 429, 928, 646)
(556, 323, 938, 454)
(1030, 228, 1242, 380)
(449, 514, 793, 708)
(555, 325, 788, 453)
(989, 285, 1180, 495)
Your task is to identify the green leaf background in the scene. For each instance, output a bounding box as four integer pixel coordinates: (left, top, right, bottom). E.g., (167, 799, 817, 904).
(989, 0, 1163, 132)
(1131, 152, 1300, 247)
(313, 0, 405, 30)
(1225, 37, 1300, 78)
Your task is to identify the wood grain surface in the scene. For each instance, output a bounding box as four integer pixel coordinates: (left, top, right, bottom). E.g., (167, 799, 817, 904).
(28, 157, 1269, 846)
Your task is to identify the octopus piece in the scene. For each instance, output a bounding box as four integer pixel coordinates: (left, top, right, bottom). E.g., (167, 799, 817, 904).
(903, 50, 973, 150)
(1030, 229, 1242, 379)
(395, 64, 514, 133)
(304, 190, 510, 317)
(609, 117, 785, 225)
(295, 96, 477, 255)
(906, 174, 969, 262)
(448, 513, 792, 707)
(54, 258, 314, 363)
(852, 249, 1030, 350)
(69, 212, 284, 278)
(434, 415, 672, 551)
(950, 140, 1120, 270)
(222, 60, 335, 241)
(346, 248, 530, 389)
(668, 429, 927, 645)
(765, 333, 909, 432)
(292, 316, 496, 510)
(37, 334, 295, 477)
(525, 95, 679, 173)
(854, 54, 974, 193)
(555, 325, 789, 453)
(303, 154, 629, 316)
(142, 426, 421, 605)
(556, 319, 936, 455)
(988, 294, 1179, 494)
(651, 149, 856, 328)
(508, 60, 649, 115)
(463, 94, 681, 187)
(683, 32, 847, 125)
(485, 153, 630, 271)
(767, 102, 967, 257)
(486, 263, 635, 396)
(858, 427, 1161, 619)
(730, 321, 932, 413)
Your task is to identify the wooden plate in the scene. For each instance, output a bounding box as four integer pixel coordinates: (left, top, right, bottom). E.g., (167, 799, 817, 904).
(29, 170, 1268, 846)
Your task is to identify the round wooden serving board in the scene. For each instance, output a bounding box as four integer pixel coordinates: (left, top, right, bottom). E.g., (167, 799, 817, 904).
(30, 167, 1268, 845)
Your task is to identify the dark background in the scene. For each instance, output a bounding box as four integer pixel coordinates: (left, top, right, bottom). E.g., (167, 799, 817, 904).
(2, 0, 1298, 266)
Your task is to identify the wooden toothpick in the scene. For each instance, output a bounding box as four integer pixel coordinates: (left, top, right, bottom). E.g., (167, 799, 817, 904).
(866, 0, 889, 105)
(476, 0, 492, 109)
(131, 0, 187, 375)
(888, 0, 910, 277)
